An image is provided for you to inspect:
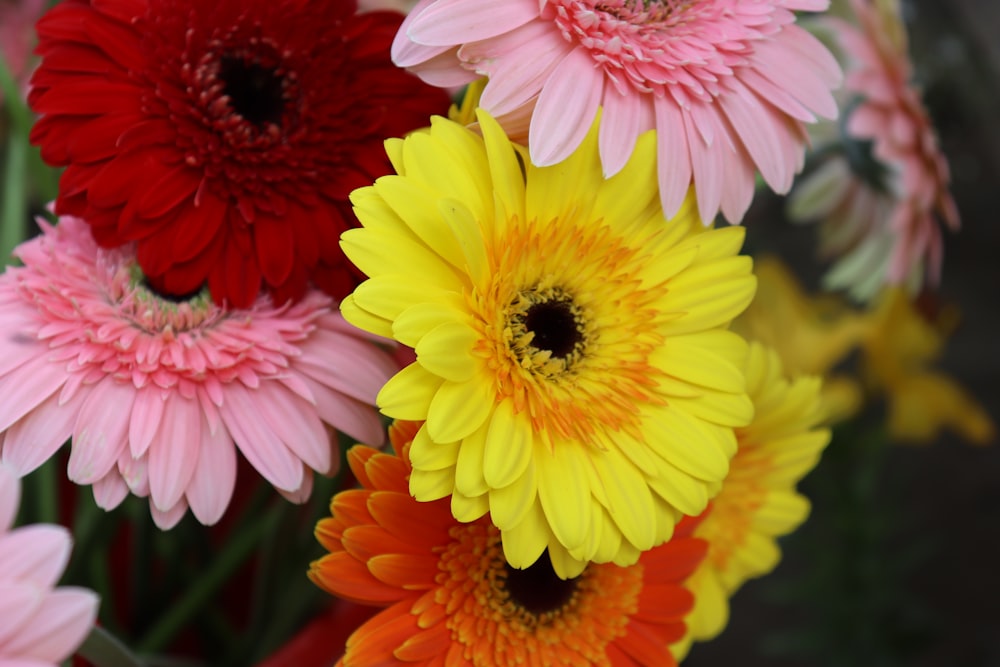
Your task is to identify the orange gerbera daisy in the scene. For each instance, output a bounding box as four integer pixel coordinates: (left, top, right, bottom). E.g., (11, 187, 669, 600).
(309, 421, 707, 666)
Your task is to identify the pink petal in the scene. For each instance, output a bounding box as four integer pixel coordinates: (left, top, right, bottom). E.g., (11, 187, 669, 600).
(0, 525, 71, 590)
(185, 421, 236, 526)
(69, 379, 134, 485)
(147, 392, 201, 512)
(407, 0, 539, 47)
(0, 583, 43, 649)
(400, 48, 478, 87)
(0, 466, 19, 532)
(471, 21, 571, 116)
(529, 48, 603, 166)
(599, 84, 649, 178)
(118, 453, 149, 497)
(296, 330, 397, 405)
(250, 382, 332, 475)
(150, 498, 188, 530)
(392, 0, 456, 66)
(751, 28, 839, 119)
(718, 143, 757, 224)
(91, 472, 129, 510)
(1, 588, 98, 663)
(300, 377, 386, 447)
(1, 391, 78, 475)
(276, 467, 315, 505)
(685, 105, 727, 222)
(128, 387, 166, 459)
(0, 354, 66, 433)
(218, 384, 304, 492)
(654, 95, 694, 219)
(718, 79, 791, 193)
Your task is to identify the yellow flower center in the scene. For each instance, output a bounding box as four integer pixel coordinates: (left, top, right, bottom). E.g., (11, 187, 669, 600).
(434, 522, 643, 666)
(470, 214, 667, 445)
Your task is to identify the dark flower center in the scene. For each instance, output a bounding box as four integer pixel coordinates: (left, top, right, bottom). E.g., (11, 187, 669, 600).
(139, 275, 205, 304)
(503, 551, 580, 615)
(218, 55, 286, 127)
(523, 298, 583, 360)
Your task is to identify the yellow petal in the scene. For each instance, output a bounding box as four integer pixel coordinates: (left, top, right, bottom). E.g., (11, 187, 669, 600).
(645, 406, 733, 482)
(439, 197, 490, 289)
(451, 488, 489, 523)
(548, 541, 588, 579)
(454, 421, 489, 497)
(652, 332, 748, 393)
(499, 501, 548, 570)
(353, 275, 454, 324)
(536, 442, 592, 552)
(590, 503, 623, 563)
(488, 461, 537, 531)
(393, 297, 469, 349)
(408, 424, 461, 472)
(482, 400, 533, 489)
(416, 322, 480, 383)
(340, 227, 463, 292)
(339, 294, 393, 339)
(426, 374, 495, 442)
(478, 109, 526, 224)
(647, 456, 709, 516)
(408, 466, 456, 502)
(377, 364, 443, 420)
(590, 448, 657, 551)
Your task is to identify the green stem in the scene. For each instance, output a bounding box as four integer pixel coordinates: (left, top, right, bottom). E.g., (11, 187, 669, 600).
(135, 503, 283, 654)
(78, 626, 145, 667)
(0, 55, 32, 134)
(32, 458, 60, 525)
(1, 129, 27, 264)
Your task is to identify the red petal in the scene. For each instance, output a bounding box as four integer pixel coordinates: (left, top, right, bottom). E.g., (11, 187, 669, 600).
(254, 212, 295, 286)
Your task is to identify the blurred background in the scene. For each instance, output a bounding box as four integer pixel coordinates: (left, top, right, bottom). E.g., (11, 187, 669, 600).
(688, 1, 1000, 665)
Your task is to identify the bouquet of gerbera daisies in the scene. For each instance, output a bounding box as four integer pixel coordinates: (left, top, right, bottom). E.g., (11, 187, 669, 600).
(0, 0, 994, 665)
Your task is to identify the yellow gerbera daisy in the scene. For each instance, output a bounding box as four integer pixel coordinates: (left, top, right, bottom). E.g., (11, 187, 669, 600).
(340, 110, 756, 578)
(671, 342, 831, 660)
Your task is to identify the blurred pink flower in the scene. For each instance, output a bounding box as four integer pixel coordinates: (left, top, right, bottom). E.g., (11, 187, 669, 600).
(0, 216, 398, 529)
(393, 0, 841, 224)
(0, 464, 99, 666)
(0, 0, 46, 104)
(788, 0, 959, 300)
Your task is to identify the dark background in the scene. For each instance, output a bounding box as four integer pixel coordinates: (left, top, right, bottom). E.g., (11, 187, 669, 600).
(686, 2, 1000, 666)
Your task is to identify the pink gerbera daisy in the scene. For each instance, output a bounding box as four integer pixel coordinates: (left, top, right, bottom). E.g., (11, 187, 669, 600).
(0, 216, 398, 529)
(393, 0, 842, 223)
(0, 464, 99, 666)
(788, 0, 959, 300)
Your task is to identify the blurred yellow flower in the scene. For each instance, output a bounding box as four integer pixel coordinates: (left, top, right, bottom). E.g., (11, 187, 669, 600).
(671, 343, 831, 660)
(734, 257, 994, 446)
(733, 256, 870, 423)
(862, 289, 995, 445)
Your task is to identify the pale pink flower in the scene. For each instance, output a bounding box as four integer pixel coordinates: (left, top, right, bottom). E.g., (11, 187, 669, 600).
(788, 0, 959, 300)
(0, 464, 99, 666)
(0, 0, 47, 105)
(0, 216, 398, 529)
(393, 0, 842, 223)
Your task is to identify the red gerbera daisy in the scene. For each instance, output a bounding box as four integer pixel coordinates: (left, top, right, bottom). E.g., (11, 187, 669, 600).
(28, 0, 450, 308)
